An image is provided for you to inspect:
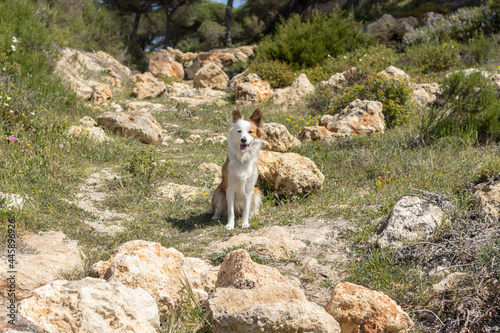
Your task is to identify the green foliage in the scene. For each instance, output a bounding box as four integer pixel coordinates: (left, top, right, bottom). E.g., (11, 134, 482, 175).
(158, 74, 181, 86)
(346, 248, 427, 304)
(315, 73, 414, 128)
(45, 0, 125, 59)
(198, 21, 225, 49)
(465, 32, 496, 65)
(327, 44, 400, 74)
(403, 41, 462, 73)
(247, 60, 296, 88)
(488, 0, 500, 13)
(255, 11, 373, 69)
(420, 70, 500, 143)
(224, 59, 247, 80)
(126, 148, 156, 179)
(403, 6, 500, 46)
(0, 0, 60, 85)
(474, 163, 500, 183)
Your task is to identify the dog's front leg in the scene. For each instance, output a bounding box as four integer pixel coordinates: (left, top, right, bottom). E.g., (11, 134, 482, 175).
(225, 187, 235, 230)
(241, 186, 253, 228)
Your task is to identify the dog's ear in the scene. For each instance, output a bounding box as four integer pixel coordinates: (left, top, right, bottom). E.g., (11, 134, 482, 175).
(231, 108, 242, 124)
(249, 108, 263, 128)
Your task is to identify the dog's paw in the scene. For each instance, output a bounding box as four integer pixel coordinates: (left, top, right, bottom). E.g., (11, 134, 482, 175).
(211, 214, 220, 220)
(225, 224, 234, 230)
(241, 222, 250, 228)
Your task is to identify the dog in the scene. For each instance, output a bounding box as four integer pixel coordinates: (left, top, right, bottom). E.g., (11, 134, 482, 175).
(210, 108, 264, 230)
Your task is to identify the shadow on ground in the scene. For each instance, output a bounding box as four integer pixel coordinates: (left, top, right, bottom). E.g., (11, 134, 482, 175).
(166, 212, 221, 232)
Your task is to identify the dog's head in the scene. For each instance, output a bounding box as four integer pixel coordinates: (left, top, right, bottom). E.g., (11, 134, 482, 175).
(229, 108, 264, 154)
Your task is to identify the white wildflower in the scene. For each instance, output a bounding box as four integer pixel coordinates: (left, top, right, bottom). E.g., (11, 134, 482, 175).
(12, 37, 18, 43)
(11, 45, 16, 52)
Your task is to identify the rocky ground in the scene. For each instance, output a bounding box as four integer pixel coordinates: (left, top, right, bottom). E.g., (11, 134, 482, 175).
(1, 43, 500, 333)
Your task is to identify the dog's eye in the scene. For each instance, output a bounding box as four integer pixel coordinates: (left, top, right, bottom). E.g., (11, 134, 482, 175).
(249, 131, 253, 133)
(237, 130, 241, 133)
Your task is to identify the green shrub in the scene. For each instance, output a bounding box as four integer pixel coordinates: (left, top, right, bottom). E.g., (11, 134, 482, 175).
(314, 73, 414, 128)
(255, 11, 373, 69)
(403, 6, 500, 46)
(247, 60, 296, 88)
(224, 59, 248, 80)
(420, 70, 500, 143)
(465, 32, 496, 64)
(126, 148, 156, 180)
(198, 21, 225, 49)
(403, 41, 462, 73)
(328, 44, 400, 74)
(158, 74, 181, 86)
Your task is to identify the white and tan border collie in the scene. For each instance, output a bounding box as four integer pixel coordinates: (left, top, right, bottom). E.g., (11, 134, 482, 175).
(210, 108, 264, 230)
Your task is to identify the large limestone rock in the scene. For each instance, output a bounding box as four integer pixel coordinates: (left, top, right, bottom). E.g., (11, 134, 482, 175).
(96, 111, 163, 144)
(18, 277, 160, 333)
(377, 195, 451, 249)
(208, 249, 340, 333)
(214, 249, 295, 289)
(234, 74, 273, 105)
(126, 101, 171, 113)
(273, 74, 314, 107)
(318, 68, 357, 94)
(319, 99, 385, 138)
(365, 14, 398, 41)
(365, 14, 418, 41)
(325, 282, 414, 333)
(209, 226, 306, 259)
(67, 116, 110, 142)
(0, 231, 84, 301)
(166, 47, 197, 64)
(473, 182, 500, 219)
(91, 83, 112, 104)
(378, 66, 411, 82)
(148, 49, 184, 81)
(185, 52, 238, 80)
(413, 83, 440, 107)
(133, 72, 166, 99)
(298, 126, 336, 142)
(89, 240, 218, 308)
(166, 81, 228, 107)
(54, 48, 132, 99)
(262, 123, 300, 152)
(258, 150, 324, 195)
(193, 62, 229, 91)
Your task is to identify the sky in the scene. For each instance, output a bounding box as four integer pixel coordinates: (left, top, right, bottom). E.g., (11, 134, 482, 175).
(211, 0, 246, 8)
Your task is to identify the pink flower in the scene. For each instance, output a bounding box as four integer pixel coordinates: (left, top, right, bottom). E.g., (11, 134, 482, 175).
(458, 54, 461, 57)
(8, 136, 18, 142)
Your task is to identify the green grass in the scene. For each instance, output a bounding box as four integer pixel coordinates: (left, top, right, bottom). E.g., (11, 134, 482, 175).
(2, 1, 500, 331)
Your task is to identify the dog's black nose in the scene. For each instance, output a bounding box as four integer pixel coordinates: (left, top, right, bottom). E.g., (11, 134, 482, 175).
(241, 138, 247, 143)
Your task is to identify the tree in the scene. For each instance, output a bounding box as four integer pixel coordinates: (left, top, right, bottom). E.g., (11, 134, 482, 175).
(101, 0, 153, 41)
(224, 0, 233, 46)
(158, 0, 196, 49)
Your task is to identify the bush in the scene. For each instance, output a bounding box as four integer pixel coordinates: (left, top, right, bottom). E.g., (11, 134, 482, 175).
(314, 73, 414, 128)
(327, 44, 400, 74)
(255, 11, 373, 69)
(403, 41, 462, 73)
(420, 70, 500, 143)
(465, 32, 496, 64)
(403, 6, 500, 46)
(198, 21, 225, 49)
(247, 60, 296, 88)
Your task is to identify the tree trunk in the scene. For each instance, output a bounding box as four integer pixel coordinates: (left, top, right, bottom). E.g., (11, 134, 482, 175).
(130, 10, 142, 41)
(224, 0, 233, 46)
(163, 7, 172, 49)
